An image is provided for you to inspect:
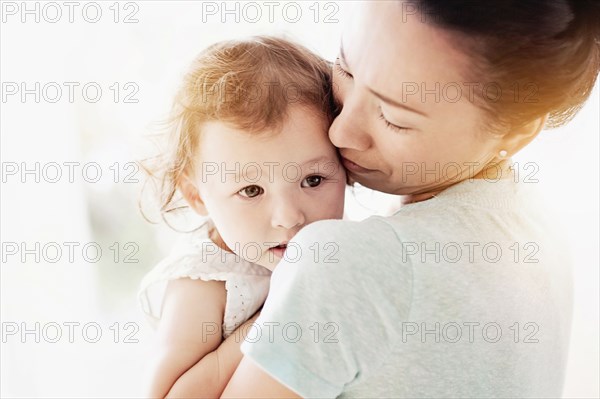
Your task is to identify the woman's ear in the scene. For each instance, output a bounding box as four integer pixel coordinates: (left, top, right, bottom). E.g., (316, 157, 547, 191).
(178, 173, 208, 216)
(500, 113, 549, 156)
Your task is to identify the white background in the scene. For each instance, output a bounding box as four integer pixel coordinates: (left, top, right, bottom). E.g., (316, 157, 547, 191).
(1, 1, 598, 397)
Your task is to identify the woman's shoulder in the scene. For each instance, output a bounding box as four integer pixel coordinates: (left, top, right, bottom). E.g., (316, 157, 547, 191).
(266, 217, 414, 344)
(288, 177, 553, 265)
(292, 217, 400, 250)
(281, 217, 405, 280)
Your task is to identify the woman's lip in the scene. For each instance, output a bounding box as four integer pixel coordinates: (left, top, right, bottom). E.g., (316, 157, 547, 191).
(341, 157, 376, 173)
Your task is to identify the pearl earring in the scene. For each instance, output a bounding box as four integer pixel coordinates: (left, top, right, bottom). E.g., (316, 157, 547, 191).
(499, 150, 508, 158)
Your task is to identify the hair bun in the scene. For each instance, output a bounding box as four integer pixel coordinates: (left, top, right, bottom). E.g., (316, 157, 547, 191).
(570, 0, 600, 13)
(569, 0, 600, 38)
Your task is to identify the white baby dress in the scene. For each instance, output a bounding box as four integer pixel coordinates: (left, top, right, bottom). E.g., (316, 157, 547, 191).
(138, 224, 272, 338)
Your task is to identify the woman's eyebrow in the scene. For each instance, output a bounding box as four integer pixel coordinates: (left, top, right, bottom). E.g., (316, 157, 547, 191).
(369, 87, 429, 117)
(340, 42, 428, 118)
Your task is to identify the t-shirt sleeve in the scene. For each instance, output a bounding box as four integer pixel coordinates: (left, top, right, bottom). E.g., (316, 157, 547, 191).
(240, 217, 413, 398)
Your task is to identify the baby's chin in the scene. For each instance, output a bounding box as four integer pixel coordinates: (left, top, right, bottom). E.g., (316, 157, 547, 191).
(222, 248, 279, 271)
(217, 240, 279, 271)
(253, 254, 281, 272)
(243, 245, 287, 271)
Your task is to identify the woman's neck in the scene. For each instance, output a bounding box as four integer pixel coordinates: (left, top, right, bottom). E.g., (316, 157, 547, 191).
(401, 158, 514, 205)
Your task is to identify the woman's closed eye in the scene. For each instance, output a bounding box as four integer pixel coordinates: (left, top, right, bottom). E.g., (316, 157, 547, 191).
(335, 57, 353, 79)
(335, 58, 408, 133)
(378, 106, 409, 133)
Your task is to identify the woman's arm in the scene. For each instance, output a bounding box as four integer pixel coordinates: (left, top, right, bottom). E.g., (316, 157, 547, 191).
(144, 278, 226, 398)
(166, 310, 263, 398)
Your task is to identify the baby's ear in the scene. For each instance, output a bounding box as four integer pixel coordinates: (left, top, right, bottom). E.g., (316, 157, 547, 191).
(178, 173, 208, 216)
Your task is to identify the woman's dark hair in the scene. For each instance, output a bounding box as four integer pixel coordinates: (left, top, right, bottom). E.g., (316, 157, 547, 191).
(408, 0, 600, 130)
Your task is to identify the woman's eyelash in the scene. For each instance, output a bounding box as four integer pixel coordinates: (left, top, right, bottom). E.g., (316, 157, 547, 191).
(335, 58, 353, 78)
(335, 61, 408, 133)
(378, 107, 408, 133)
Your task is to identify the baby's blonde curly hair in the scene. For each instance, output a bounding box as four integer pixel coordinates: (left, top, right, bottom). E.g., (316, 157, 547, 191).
(142, 36, 336, 221)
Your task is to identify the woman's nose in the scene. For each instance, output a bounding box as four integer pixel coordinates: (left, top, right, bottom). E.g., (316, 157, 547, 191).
(329, 94, 372, 152)
(271, 198, 306, 230)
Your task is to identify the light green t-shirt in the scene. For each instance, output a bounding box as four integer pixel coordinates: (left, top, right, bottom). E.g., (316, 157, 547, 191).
(241, 177, 573, 398)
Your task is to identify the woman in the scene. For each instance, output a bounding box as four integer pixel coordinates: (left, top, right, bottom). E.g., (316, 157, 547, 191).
(221, 1, 600, 397)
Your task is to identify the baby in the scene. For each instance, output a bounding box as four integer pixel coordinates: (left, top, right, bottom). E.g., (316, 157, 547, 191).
(138, 36, 346, 398)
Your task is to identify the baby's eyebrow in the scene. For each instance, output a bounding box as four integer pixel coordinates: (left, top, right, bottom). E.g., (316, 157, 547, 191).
(301, 155, 335, 167)
(225, 155, 336, 182)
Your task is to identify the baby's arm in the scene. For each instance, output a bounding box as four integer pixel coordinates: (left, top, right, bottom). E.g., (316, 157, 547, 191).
(144, 278, 226, 399)
(165, 310, 261, 398)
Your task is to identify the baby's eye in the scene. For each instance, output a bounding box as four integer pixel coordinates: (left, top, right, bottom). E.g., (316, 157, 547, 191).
(238, 185, 264, 198)
(301, 175, 324, 188)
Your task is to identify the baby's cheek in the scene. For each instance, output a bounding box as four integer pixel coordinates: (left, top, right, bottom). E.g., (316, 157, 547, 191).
(212, 211, 245, 245)
(317, 186, 345, 220)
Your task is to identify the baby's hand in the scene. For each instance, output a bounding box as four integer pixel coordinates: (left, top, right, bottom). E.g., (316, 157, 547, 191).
(164, 310, 262, 398)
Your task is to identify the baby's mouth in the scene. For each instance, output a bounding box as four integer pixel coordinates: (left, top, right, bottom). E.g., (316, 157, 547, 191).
(268, 243, 288, 258)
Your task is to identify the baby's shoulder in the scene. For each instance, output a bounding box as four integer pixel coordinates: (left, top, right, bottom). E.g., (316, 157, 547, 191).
(145, 229, 270, 285)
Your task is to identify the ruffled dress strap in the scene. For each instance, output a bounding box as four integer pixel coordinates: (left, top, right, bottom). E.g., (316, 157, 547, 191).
(138, 226, 271, 338)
